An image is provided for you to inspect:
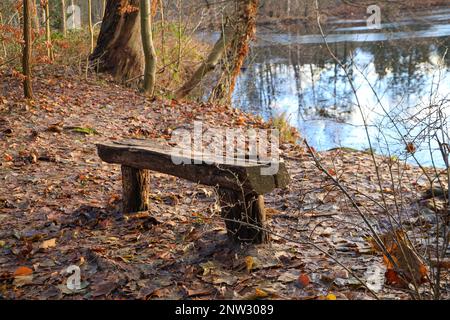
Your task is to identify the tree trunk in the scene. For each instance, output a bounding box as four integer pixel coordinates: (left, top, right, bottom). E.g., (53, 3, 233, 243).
(158, 0, 166, 66)
(44, 0, 54, 61)
(175, 26, 235, 100)
(33, 0, 40, 33)
(218, 188, 269, 244)
(22, 0, 33, 99)
(0, 11, 7, 58)
(140, 0, 157, 96)
(210, 0, 259, 104)
(121, 165, 151, 213)
(102, 0, 107, 17)
(90, 0, 144, 83)
(61, 0, 67, 37)
(88, 0, 94, 53)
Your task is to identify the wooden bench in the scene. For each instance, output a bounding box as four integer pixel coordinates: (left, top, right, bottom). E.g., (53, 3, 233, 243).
(96, 139, 290, 244)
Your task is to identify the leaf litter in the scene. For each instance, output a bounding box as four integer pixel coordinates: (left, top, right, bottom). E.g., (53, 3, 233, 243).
(0, 70, 449, 300)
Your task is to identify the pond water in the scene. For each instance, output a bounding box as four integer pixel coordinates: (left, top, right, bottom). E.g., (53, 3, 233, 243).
(231, 7, 450, 167)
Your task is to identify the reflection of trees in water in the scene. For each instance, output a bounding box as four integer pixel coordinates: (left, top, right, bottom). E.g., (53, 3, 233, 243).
(234, 42, 354, 120)
(369, 40, 430, 98)
(435, 37, 450, 66)
(233, 36, 449, 122)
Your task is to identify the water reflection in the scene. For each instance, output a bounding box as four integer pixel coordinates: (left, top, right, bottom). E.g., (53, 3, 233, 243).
(232, 9, 450, 167)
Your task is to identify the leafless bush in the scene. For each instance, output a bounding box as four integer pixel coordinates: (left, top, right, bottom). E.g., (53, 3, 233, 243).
(307, 0, 450, 299)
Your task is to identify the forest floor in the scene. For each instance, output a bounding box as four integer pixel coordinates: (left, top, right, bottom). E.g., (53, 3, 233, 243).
(0, 68, 449, 300)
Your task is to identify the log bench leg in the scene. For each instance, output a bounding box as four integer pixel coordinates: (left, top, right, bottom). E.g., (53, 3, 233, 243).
(121, 165, 151, 214)
(218, 188, 269, 244)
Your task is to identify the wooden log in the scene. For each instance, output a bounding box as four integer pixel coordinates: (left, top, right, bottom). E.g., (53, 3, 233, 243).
(97, 140, 290, 195)
(121, 165, 151, 213)
(218, 188, 269, 244)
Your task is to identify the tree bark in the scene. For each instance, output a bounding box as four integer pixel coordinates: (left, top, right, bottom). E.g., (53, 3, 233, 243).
(0, 11, 7, 58)
(90, 0, 144, 83)
(121, 165, 151, 213)
(44, 0, 54, 61)
(22, 0, 33, 99)
(210, 0, 259, 104)
(61, 0, 67, 37)
(33, 0, 40, 33)
(88, 0, 94, 53)
(140, 0, 157, 96)
(158, 0, 166, 66)
(174, 26, 235, 100)
(90, 0, 257, 97)
(103, 0, 107, 17)
(218, 188, 269, 244)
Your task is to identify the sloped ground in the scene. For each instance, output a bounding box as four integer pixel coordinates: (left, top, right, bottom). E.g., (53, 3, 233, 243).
(0, 70, 448, 300)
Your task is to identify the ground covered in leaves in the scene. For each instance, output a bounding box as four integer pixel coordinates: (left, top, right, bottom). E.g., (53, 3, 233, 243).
(0, 69, 449, 300)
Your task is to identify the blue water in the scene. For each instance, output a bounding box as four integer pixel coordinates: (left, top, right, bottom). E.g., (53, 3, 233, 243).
(231, 8, 450, 167)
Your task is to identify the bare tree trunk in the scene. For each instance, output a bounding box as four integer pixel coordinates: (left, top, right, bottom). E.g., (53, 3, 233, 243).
(0, 11, 7, 58)
(159, 0, 166, 66)
(176, 0, 182, 70)
(88, 0, 94, 53)
(140, 0, 157, 96)
(44, 0, 54, 61)
(41, 5, 46, 29)
(102, 0, 107, 17)
(23, 0, 34, 99)
(33, 0, 40, 32)
(90, 0, 143, 83)
(175, 26, 235, 100)
(210, 0, 259, 104)
(61, 0, 67, 37)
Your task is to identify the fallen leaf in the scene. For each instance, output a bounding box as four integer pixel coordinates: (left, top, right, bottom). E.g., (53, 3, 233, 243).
(297, 273, 310, 288)
(47, 124, 63, 133)
(245, 256, 254, 273)
(13, 275, 33, 287)
(92, 281, 117, 297)
(40, 238, 57, 249)
(3, 153, 13, 162)
(385, 269, 403, 286)
(278, 270, 299, 283)
(326, 293, 337, 300)
(245, 288, 272, 300)
(200, 261, 216, 276)
(255, 288, 268, 298)
(372, 230, 428, 287)
(236, 116, 246, 125)
(68, 126, 99, 135)
(187, 288, 212, 298)
(138, 283, 160, 299)
(265, 208, 280, 215)
(211, 272, 238, 286)
(14, 266, 33, 276)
